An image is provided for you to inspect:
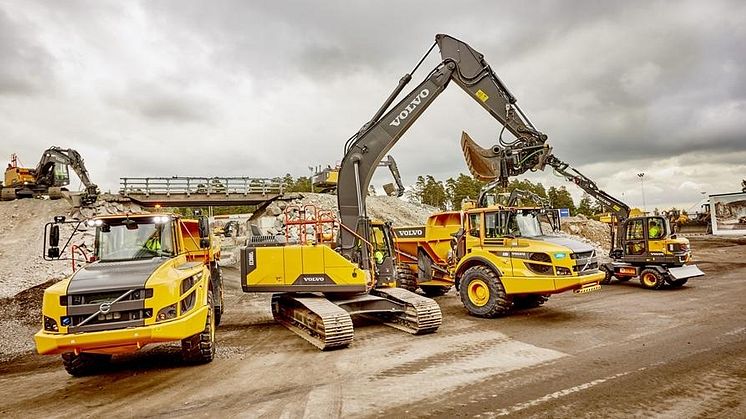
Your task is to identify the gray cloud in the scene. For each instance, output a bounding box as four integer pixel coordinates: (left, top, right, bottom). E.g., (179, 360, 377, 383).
(107, 80, 215, 123)
(0, 0, 744, 209)
(0, 8, 55, 95)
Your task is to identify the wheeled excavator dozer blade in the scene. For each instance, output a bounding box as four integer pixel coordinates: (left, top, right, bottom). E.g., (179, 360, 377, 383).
(271, 289, 442, 351)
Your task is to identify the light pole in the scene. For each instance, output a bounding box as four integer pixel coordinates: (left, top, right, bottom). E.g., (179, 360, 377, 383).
(637, 173, 646, 212)
(308, 166, 315, 193)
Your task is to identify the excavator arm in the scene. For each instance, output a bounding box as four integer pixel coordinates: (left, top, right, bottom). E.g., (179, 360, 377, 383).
(379, 155, 405, 197)
(337, 34, 552, 265)
(544, 156, 630, 221)
(35, 147, 99, 205)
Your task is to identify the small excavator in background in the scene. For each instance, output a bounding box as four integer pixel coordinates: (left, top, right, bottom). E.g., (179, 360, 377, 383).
(2, 147, 99, 205)
(461, 132, 705, 290)
(312, 154, 405, 197)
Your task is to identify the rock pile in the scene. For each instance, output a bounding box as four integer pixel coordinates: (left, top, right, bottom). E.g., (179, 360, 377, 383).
(249, 193, 437, 236)
(0, 197, 148, 299)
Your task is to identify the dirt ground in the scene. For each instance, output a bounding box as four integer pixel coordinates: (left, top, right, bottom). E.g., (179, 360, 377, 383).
(1, 236, 744, 418)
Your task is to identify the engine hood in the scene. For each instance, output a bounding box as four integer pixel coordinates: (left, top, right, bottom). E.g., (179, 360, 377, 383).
(66, 258, 165, 294)
(539, 236, 596, 254)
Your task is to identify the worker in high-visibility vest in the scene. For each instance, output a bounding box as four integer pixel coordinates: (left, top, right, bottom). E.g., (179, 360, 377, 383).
(145, 233, 161, 252)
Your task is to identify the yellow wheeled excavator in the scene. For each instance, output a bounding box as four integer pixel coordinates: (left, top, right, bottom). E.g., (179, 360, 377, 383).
(460, 132, 705, 290)
(240, 34, 568, 349)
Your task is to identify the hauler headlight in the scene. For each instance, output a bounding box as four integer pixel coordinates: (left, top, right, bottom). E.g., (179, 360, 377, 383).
(86, 219, 103, 227)
(43, 316, 59, 332)
(555, 266, 572, 276)
(153, 216, 170, 224)
(157, 304, 177, 322)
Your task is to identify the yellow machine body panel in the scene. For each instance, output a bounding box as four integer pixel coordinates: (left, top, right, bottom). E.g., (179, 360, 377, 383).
(242, 244, 369, 293)
(35, 213, 219, 357)
(395, 206, 603, 296)
(4, 166, 34, 187)
(35, 253, 211, 355)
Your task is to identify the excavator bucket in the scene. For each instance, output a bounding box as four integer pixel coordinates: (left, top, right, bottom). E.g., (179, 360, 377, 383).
(460, 131, 501, 181)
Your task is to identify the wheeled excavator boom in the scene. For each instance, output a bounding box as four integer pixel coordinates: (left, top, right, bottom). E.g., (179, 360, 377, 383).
(2, 147, 99, 205)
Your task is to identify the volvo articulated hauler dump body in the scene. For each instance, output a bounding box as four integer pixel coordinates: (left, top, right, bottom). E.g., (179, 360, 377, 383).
(460, 130, 705, 289)
(240, 33, 574, 349)
(2, 147, 99, 205)
(35, 213, 224, 376)
(392, 195, 604, 317)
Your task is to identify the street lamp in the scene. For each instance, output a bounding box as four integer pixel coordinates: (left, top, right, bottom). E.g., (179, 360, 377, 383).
(637, 173, 646, 212)
(308, 166, 315, 193)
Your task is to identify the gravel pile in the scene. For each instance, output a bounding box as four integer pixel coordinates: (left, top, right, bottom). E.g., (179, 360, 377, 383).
(250, 193, 436, 236)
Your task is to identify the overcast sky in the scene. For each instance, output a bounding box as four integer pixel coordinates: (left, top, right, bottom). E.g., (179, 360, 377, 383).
(1, 0, 744, 212)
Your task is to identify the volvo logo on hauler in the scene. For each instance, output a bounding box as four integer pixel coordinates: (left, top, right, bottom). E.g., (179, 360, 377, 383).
(394, 227, 426, 238)
(390, 89, 430, 127)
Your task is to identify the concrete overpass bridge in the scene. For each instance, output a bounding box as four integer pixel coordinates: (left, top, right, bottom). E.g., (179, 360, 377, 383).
(119, 177, 285, 207)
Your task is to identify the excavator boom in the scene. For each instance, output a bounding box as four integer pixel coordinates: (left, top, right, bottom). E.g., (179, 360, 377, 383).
(337, 34, 553, 267)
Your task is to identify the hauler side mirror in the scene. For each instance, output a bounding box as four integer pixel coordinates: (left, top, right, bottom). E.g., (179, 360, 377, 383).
(46, 224, 61, 259)
(198, 216, 210, 249)
(49, 225, 60, 248)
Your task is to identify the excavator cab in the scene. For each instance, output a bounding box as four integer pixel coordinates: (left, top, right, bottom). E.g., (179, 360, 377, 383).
(369, 221, 397, 287)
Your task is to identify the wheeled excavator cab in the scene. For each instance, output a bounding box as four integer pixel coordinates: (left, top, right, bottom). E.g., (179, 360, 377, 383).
(603, 215, 704, 289)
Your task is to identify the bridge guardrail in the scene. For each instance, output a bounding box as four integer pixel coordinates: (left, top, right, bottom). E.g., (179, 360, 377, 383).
(120, 177, 285, 197)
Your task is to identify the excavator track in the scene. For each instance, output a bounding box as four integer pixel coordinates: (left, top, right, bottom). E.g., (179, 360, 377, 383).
(271, 294, 354, 351)
(369, 288, 442, 335)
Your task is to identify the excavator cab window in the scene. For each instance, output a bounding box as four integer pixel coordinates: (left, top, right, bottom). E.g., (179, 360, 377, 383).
(648, 217, 665, 239)
(370, 224, 393, 264)
(624, 218, 646, 255)
(52, 162, 70, 185)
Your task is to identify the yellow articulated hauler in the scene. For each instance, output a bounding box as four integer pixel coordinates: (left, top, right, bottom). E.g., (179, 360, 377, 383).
(35, 213, 224, 376)
(392, 200, 604, 317)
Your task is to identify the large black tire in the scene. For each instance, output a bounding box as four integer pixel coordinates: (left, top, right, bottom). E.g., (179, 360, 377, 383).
(667, 278, 688, 288)
(61, 352, 112, 377)
(458, 266, 512, 318)
(599, 265, 613, 285)
(513, 294, 550, 309)
(420, 285, 452, 297)
(182, 289, 216, 364)
(396, 264, 418, 292)
(639, 268, 666, 290)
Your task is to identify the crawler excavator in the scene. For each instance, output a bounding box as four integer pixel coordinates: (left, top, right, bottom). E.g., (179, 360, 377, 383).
(460, 132, 705, 289)
(240, 34, 570, 349)
(2, 147, 99, 205)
